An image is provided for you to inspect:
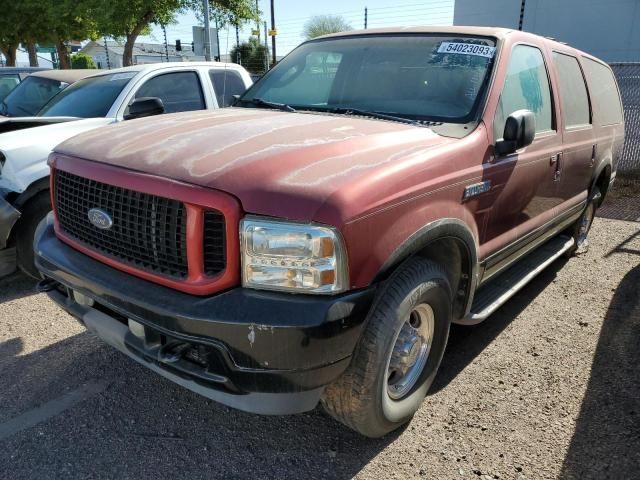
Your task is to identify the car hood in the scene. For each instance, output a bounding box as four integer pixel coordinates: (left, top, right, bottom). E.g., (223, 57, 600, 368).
(0, 117, 114, 151)
(0, 118, 114, 193)
(0, 116, 82, 135)
(54, 109, 453, 223)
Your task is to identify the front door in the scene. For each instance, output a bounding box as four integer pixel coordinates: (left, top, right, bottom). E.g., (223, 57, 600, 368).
(481, 43, 562, 269)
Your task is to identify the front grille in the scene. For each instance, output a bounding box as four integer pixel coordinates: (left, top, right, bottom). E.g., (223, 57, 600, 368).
(55, 170, 189, 278)
(203, 210, 226, 276)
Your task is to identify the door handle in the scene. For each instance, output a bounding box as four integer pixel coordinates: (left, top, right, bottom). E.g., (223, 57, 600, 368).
(551, 153, 562, 181)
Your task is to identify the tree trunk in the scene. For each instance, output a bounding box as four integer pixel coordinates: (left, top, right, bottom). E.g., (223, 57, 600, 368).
(123, 35, 135, 67)
(56, 40, 71, 69)
(123, 13, 154, 67)
(26, 42, 38, 67)
(0, 44, 18, 66)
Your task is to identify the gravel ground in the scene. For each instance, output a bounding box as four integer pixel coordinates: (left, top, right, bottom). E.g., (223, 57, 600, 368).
(0, 210, 638, 479)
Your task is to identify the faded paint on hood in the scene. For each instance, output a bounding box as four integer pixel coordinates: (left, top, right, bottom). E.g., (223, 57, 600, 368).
(55, 108, 453, 223)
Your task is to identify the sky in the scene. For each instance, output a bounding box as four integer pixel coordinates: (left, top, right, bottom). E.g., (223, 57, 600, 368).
(15, 0, 454, 66)
(141, 0, 455, 57)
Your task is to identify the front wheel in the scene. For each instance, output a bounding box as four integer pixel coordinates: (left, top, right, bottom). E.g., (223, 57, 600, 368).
(321, 258, 452, 438)
(16, 191, 51, 279)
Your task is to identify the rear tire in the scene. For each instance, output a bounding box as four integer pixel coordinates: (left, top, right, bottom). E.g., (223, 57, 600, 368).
(566, 187, 600, 256)
(321, 258, 452, 438)
(16, 191, 51, 279)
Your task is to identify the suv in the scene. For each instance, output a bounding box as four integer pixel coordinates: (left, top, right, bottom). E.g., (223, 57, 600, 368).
(35, 27, 624, 437)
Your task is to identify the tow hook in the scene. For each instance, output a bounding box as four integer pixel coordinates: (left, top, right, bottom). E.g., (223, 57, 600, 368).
(36, 278, 60, 293)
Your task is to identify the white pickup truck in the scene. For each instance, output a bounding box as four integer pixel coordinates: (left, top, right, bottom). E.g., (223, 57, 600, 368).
(0, 62, 252, 277)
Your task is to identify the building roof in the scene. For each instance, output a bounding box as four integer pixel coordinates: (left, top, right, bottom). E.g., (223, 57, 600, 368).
(31, 69, 102, 82)
(0, 66, 49, 74)
(82, 40, 199, 59)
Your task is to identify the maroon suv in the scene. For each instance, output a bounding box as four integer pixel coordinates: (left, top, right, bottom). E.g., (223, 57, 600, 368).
(35, 27, 624, 437)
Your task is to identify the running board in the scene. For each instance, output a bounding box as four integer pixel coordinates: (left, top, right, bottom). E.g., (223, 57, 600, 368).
(458, 236, 575, 325)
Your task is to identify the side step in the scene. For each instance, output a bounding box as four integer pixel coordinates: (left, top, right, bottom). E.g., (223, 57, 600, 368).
(458, 236, 575, 325)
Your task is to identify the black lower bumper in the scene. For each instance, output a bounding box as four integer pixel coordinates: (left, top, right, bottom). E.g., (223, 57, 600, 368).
(35, 218, 375, 414)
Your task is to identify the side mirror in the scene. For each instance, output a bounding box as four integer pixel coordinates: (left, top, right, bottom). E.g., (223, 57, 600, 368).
(124, 97, 165, 120)
(495, 109, 536, 156)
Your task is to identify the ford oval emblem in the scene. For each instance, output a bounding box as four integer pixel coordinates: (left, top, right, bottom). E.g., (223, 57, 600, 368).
(87, 208, 113, 230)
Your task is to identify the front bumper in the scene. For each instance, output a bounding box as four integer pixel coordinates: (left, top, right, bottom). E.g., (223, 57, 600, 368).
(35, 219, 374, 414)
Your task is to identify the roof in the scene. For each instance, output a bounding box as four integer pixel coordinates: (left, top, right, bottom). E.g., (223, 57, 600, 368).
(77, 62, 244, 78)
(30, 69, 102, 83)
(318, 26, 516, 40)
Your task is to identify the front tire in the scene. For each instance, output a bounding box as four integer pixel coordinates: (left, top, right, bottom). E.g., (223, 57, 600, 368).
(16, 191, 51, 279)
(321, 258, 452, 438)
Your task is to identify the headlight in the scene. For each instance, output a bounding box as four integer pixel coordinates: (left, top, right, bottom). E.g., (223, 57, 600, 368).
(241, 217, 348, 294)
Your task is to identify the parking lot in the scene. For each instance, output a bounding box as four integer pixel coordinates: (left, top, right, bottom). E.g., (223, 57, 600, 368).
(0, 197, 638, 480)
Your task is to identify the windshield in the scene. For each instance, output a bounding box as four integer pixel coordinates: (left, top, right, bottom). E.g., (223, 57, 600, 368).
(240, 34, 497, 124)
(0, 76, 68, 117)
(38, 72, 137, 118)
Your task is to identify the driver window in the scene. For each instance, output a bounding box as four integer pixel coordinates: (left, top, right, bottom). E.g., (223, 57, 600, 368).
(494, 44, 553, 140)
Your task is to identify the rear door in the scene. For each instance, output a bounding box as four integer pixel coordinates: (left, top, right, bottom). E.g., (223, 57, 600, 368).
(131, 70, 207, 114)
(552, 51, 595, 207)
(209, 69, 250, 107)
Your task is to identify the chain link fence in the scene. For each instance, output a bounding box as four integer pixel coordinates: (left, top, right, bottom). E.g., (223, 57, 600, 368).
(611, 63, 640, 177)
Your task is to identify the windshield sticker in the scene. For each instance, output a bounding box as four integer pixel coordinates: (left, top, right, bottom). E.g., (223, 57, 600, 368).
(437, 42, 496, 58)
(108, 73, 137, 81)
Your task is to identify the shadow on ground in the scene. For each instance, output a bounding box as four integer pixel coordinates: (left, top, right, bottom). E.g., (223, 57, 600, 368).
(561, 264, 640, 478)
(0, 271, 37, 304)
(0, 329, 403, 480)
(432, 257, 569, 393)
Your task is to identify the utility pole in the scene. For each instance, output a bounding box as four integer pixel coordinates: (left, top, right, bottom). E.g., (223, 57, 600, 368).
(264, 20, 270, 71)
(270, 0, 276, 65)
(203, 0, 212, 60)
(518, 0, 526, 30)
(215, 17, 221, 61)
(364, 7, 368, 29)
(162, 23, 169, 61)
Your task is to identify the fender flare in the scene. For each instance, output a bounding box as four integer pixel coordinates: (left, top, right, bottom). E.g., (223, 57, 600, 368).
(374, 218, 480, 316)
(13, 175, 50, 211)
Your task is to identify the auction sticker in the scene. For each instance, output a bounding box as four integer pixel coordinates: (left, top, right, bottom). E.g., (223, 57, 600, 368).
(437, 42, 496, 58)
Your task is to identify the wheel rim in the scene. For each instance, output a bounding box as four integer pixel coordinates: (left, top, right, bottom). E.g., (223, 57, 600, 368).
(387, 303, 435, 400)
(578, 202, 595, 243)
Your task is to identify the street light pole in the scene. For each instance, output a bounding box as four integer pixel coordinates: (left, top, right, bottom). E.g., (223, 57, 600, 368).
(270, 0, 276, 65)
(203, 0, 212, 61)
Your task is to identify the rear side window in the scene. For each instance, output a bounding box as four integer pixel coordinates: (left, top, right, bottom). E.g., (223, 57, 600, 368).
(210, 69, 247, 107)
(494, 44, 554, 139)
(135, 71, 205, 114)
(553, 52, 590, 128)
(582, 58, 623, 126)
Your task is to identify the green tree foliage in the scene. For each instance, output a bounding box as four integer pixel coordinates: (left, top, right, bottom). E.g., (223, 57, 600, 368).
(303, 15, 352, 40)
(229, 37, 268, 73)
(71, 52, 97, 69)
(91, 0, 184, 67)
(186, 0, 260, 29)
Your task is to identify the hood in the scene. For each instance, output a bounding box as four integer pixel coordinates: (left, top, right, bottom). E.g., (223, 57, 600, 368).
(0, 118, 114, 193)
(0, 116, 81, 135)
(0, 117, 114, 151)
(55, 109, 453, 223)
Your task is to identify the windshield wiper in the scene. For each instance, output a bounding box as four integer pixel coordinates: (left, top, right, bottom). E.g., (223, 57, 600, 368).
(327, 107, 421, 126)
(249, 97, 296, 113)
